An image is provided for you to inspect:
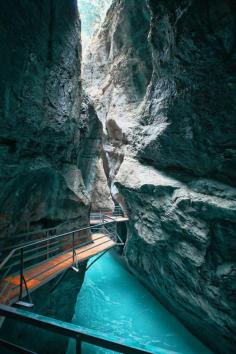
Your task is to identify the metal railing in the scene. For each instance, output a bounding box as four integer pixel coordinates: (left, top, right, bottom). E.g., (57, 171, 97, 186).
(0, 225, 59, 258)
(0, 216, 123, 305)
(112, 205, 125, 217)
(101, 215, 124, 245)
(0, 304, 155, 353)
(90, 205, 125, 223)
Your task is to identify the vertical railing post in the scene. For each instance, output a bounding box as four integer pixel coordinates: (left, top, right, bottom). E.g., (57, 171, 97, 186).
(19, 248, 24, 300)
(46, 231, 49, 260)
(17, 247, 33, 306)
(71, 231, 79, 272)
(72, 232, 75, 265)
(76, 335, 82, 354)
(102, 213, 105, 234)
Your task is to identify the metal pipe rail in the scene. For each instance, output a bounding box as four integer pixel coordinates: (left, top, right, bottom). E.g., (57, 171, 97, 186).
(103, 215, 118, 222)
(90, 205, 125, 220)
(0, 304, 155, 354)
(0, 217, 123, 304)
(102, 221, 124, 245)
(0, 225, 60, 254)
(0, 221, 108, 272)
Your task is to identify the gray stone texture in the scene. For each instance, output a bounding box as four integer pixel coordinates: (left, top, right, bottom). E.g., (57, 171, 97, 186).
(0, 0, 101, 248)
(0, 2, 99, 352)
(84, 0, 236, 353)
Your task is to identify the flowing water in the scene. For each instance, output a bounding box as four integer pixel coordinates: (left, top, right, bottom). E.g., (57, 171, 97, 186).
(67, 253, 211, 354)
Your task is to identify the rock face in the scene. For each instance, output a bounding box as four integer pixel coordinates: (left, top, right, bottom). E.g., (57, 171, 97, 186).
(91, 158, 114, 210)
(83, 0, 152, 188)
(116, 158, 236, 354)
(84, 0, 236, 353)
(0, 0, 101, 248)
(0, 2, 100, 352)
(77, 0, 112, 52)
(135, 0, 236, 187)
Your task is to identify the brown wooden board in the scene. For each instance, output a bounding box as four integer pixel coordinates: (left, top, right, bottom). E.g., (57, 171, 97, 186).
(0, 234, 116, 305)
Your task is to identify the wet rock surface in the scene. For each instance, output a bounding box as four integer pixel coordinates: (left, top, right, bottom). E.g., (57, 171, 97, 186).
(84, 0, 236, 352)
(0, 1, 101, 247)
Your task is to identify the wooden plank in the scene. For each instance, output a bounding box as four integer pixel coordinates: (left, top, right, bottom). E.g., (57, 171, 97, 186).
(5, 234, 105, 285)
(0, 233, 116, 305)
(75, 240, 115, 262)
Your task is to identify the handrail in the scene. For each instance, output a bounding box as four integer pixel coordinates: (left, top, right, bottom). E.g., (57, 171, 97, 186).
(14, 225, 59, 238)
(0, 222, 101, 272)
(0, 304, 155, 354)
(13, 237, 110, 288)
(0, 249, 16, 273)
(0, 213, 107, 254)
(0, 214, 125, 275)
(0, 214, 126, 305)
(91, 206, 123, 213)
(103, 215, 117, 221)
(102, 222, 124, 245)
(0, 225, 61, 253)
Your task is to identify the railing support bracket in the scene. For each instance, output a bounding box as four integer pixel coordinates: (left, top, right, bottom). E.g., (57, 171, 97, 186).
(71, 265, 80, 273)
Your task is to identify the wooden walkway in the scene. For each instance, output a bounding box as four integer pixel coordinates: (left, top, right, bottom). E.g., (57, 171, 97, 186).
(0, 233, 115, 305)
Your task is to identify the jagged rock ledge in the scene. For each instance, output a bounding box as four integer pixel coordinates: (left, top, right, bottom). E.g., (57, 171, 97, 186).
(115, 157, 236, 353)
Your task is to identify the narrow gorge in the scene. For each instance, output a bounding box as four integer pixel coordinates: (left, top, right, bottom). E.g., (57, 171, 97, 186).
(0, 1, 235, 354)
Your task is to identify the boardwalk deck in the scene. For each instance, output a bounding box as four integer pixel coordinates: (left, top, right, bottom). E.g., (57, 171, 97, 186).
(0, 233, 115, 305)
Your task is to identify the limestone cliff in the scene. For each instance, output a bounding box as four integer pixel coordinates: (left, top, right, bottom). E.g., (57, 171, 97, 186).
(0, 0, 101, 249)
(83, 0, 152, 188)
(84, 0, 236, 353)
(91, 158, 114, 210)
(0, 2, 100, 352)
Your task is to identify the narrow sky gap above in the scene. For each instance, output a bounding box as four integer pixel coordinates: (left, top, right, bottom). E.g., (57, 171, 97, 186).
(77, 0, 112, 50)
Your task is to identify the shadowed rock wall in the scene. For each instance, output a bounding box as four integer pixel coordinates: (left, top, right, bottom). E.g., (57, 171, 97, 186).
(83, 0, 152, 188)
(84, 0, 236, 353)
(0, 265, 87, 354)
(0, 0, 101, 248)
(0, 2, 101, 352)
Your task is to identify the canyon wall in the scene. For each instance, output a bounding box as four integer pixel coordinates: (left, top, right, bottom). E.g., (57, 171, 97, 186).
(0, 2, 97, 352)
(84, 0, 236, 353)
(0, 265, 87, 354)
(83, 0, 152, 186)
(0, 0, 101, 249)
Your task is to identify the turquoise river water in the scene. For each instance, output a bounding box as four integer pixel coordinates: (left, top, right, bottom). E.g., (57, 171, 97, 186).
(67, 253, 212, 354)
